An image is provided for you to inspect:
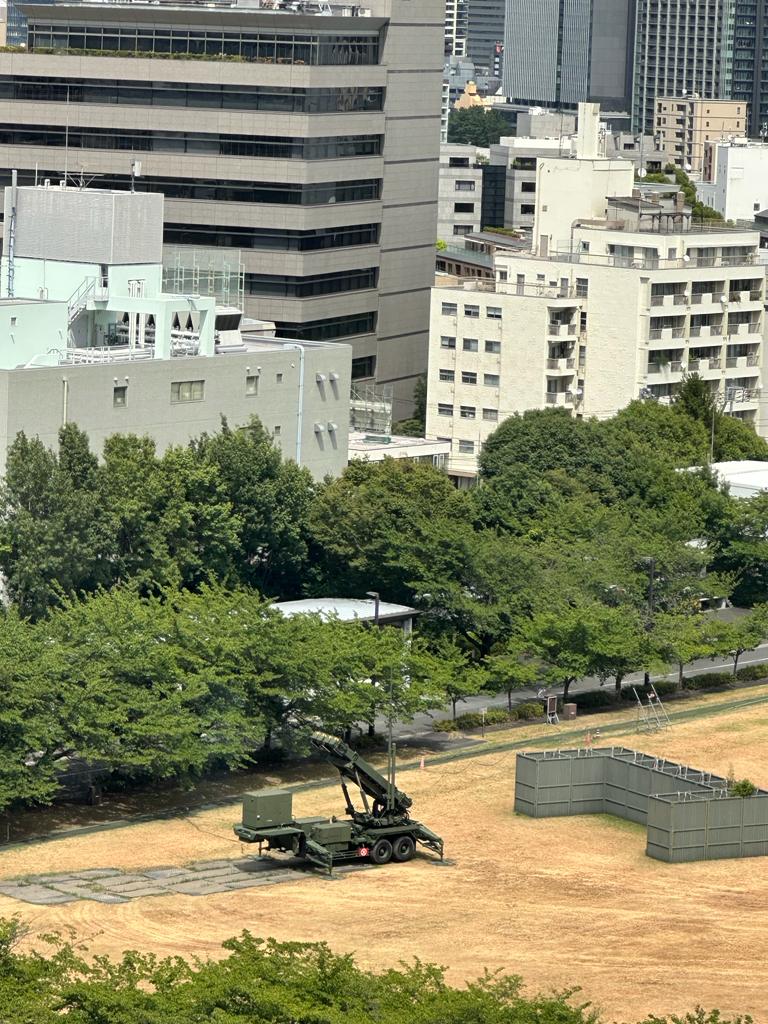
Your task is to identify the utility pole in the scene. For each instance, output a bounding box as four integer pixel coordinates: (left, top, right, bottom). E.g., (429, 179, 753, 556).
(643, 557, 656, 688)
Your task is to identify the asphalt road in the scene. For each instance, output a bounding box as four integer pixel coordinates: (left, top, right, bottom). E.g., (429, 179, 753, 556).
(384, 642, 768, 741)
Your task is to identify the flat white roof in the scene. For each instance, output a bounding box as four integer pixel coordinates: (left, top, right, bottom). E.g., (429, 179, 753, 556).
(348, 433, 450, 460)
(272, 598, 417, 623)
(711, 460, 768, 497)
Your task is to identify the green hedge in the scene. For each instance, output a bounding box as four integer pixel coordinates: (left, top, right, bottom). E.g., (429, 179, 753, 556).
(572, 690, 614, 710)
(620, 680, 677, 701)
(433, 703, 543, 732)
(681, 671, 733, 691)
(736, 663, 768, 682)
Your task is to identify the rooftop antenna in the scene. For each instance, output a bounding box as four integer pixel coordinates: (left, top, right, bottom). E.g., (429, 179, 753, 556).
(6, 169, 17, 298)
(130, 159, 142, 193)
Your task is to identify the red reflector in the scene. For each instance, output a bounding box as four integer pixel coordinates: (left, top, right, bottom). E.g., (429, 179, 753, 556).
(359, 847, 370, 857)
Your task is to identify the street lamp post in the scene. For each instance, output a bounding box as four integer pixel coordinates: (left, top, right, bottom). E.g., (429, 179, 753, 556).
(365, 591, 381, 738)
(643, 557, 656, 688)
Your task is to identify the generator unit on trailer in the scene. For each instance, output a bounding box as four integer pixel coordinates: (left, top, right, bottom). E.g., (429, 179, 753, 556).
(234, 732, 444, 872)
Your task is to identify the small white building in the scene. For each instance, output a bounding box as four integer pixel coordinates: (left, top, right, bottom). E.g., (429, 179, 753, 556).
(348, 432, 450, 469)
(703, 139, 768, 223)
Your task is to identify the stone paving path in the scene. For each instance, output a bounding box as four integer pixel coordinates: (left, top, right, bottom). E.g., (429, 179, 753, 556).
(0, 857, 369, 905)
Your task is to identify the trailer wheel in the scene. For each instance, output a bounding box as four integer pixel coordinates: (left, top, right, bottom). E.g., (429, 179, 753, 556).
(370, 838, 393, 864)
(392, 836, 415, 862)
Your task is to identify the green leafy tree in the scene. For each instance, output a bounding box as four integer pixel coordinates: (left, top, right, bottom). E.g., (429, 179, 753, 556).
(486, 638, 540, 710)
(422, 637, 487, 719)
(447, 106, 511, 146)
(651, 612, 721, 690)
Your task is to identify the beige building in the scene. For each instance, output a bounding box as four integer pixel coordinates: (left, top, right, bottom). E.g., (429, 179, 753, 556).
(426, 104, 767, 481)
(655, 97, 747, 175)
(0, 0, 443, 418)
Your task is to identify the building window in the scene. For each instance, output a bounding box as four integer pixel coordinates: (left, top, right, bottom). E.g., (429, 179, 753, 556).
(171, 379, 204, 403)
(454, 202, 475, 213)
(442, 302, 458, 316)
(484, 373, 500, 387)
(461, 371, 477, 385)
(273, 425, 281, 437)
(438, 403, 454, 417)
(463, 338, 479, 352)
(576, 277, 589, 297)
(276, 372, 284, 383)
(458, 440, 475, 454)
(453, 225, 473, 235)
(439, 368, 455, 382)
(483, 408, 499, 421)
(521, 204, 535, 215)
(246, 374, 259, 395)
(441, 335, 457, 349)
(464, 305, 480, 318)
(486, 306, 502, 320)
(449, 156, 470, 167)
(455, 180, 476, 191)
(9, 316, 16, 327)
(113, 385, 127, 407)
(352, 354, 376, 379)
(485, 340, 501, 354)
(460, 406, 476, 419)
(498, 270, 508, 282)
(521, 181, 536, 193)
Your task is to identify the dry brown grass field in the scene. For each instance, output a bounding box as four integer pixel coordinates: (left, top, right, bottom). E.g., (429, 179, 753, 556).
(2, 686, 768, 1023)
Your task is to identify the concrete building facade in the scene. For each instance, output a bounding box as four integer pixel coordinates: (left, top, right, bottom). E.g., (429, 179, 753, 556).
(0, 181, 352, 479)
(0, 0, 442, 420)
(437, 144, 486, 244)
(466, 0, 505, 76)
(726, 1, 768, 136)
(656, 96, 747, 173)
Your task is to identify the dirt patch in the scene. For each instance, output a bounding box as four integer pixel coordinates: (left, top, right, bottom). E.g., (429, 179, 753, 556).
(2, 690, 768, 1023)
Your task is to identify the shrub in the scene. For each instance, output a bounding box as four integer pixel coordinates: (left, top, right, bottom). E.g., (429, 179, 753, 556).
(452, 708, 519, 731)
(736, 663, 768, 682)
(433, 719, 458, 733)
(682, 671, 733, 691)
(515, 701, 545, 720)
(620, 679, 677, 701)
(572, 690, 614, 710)
(730, 778, 758, 798)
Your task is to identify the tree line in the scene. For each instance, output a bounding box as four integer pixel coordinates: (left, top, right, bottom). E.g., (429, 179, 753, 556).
(1, 383, 768, 804)
(0, 918, 752, 1024)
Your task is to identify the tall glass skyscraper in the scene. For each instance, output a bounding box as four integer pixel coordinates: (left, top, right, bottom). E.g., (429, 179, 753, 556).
(502, 0, 634, 112)
(726, 2, 768, 134)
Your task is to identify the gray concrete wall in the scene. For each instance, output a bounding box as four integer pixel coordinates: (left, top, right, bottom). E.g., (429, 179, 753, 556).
(0, 344, 352, 479)
(0, 0, 444, 416)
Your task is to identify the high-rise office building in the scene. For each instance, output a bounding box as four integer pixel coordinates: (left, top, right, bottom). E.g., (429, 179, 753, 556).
(466, 0, 505, 76)
(726, 2, 768, 135)
(0, 0, 443, 414)
(632, 0, 731, 134)
(502, 0, 634, 112)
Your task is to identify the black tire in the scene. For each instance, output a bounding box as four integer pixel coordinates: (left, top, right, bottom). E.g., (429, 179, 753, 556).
(370, 838, 393, 865)
(392, 836, 415, 863)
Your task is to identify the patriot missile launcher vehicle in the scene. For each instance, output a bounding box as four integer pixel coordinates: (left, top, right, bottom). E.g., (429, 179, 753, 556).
(234, 731, 443, 872)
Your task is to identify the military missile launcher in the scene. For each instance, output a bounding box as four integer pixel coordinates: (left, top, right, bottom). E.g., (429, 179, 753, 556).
(234, 731, 444, 872)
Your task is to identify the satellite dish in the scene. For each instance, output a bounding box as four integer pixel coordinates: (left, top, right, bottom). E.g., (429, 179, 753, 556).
(685, 163, 693, 172)
(720, 294, 728, 303)
(683, 254, 691, 262)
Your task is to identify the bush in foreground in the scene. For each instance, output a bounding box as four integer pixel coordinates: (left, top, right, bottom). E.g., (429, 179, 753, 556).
(0, 919, 752, 1024)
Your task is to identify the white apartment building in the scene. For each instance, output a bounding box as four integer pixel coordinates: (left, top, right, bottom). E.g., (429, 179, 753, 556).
(426, 104, 768, 481)
(437, 144, 487, 243)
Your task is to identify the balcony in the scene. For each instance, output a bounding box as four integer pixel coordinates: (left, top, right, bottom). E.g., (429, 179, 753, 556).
(651, 292, 688, 308)
(548, 322, 578, 338)
(649, 327, 687, 341)
(545, 390, 575, 407)
(647, 360, 683, 376)
(729, 321, 762, 338)
(546, 357, 577, 374)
